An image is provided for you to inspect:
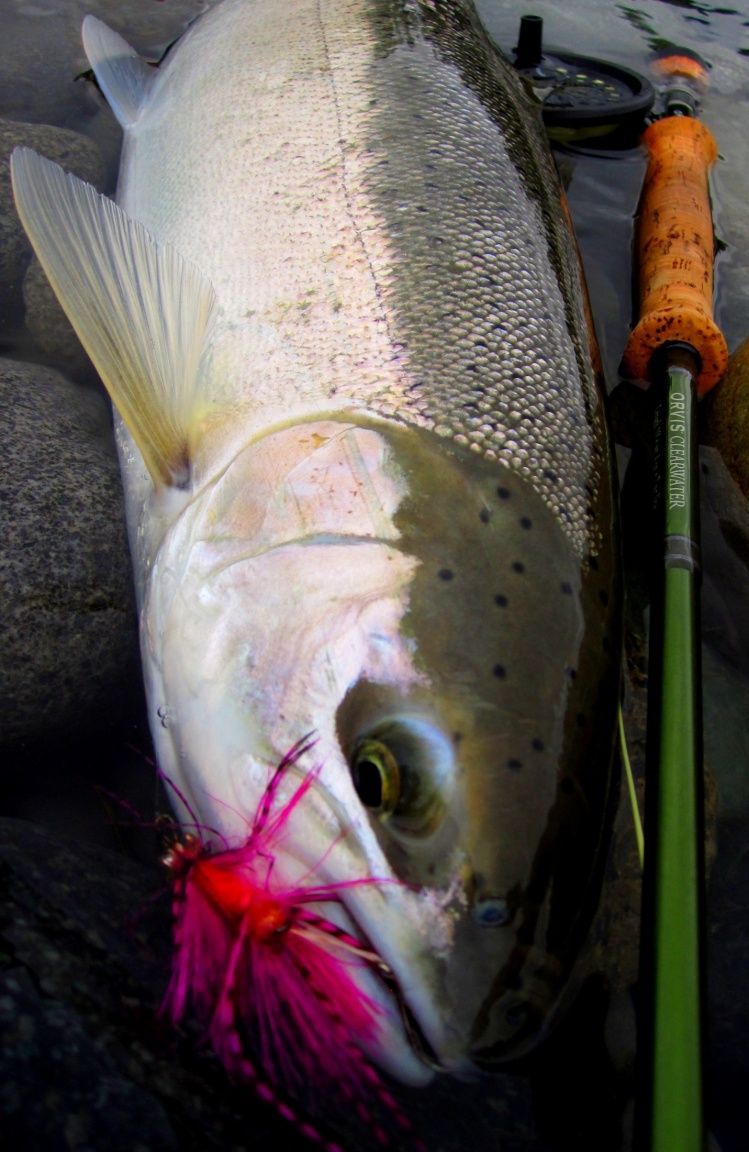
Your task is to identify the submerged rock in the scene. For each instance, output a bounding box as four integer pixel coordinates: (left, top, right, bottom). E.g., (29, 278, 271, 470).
(0, 357, 139, 745)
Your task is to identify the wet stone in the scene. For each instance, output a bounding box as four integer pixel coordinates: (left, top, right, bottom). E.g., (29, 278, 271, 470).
(0, 357, 139, 744)
(0, 817, 314, 1152)
(0, 964, 178, 1152)
(22, 255, 92, 374)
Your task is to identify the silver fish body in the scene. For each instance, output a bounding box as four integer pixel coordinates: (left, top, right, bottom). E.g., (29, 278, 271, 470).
(12, 0, 621, 1083)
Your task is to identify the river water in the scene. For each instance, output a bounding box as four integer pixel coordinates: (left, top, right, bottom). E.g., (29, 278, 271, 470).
(2, 1, 749, 1150)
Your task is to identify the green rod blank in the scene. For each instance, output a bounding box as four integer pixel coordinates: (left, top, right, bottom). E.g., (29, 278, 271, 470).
(647, 362, 706, 1152)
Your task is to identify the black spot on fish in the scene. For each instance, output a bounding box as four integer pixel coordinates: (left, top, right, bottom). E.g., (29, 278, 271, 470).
(599, 589, 609, 606)
(702, 462, 710, 476)
(577, 713, 587, 728)
(479, 507, 491, 523)
(497, 486, 511, 499)
(589, 556, 599, 571)
(494, 594, 508, 607)
(520, 517, 532, 530)
(512, 562, 525, 574)
(453, 732, 463, 745)
(565, 666, 577, 680)
(493, 664, 507, 679)
(561, 582, 573, 595)
(543, 468, 557, 482)
(508, 758, 523, 771)
(438, 569, 454, 581)
(532, 739, 544, 752)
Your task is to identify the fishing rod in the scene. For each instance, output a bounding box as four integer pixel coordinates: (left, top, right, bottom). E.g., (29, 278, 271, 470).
(510, 17, 729, 1151)
(623, 50, 728, 1152)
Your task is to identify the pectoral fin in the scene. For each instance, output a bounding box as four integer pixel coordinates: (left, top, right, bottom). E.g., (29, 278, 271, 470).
(11, 148, 217, 488)
(82, 15, 156, 128)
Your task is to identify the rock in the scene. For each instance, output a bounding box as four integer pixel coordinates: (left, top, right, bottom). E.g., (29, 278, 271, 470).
(0, 119, 105, 290)
(22, 254, 90, 374)
(0, 357, 139, 745)
(0, 966, 179, 1152)
(0, 2, 207, 150)
(0, 816, 307, 1152)
(704, 335, 749, 499)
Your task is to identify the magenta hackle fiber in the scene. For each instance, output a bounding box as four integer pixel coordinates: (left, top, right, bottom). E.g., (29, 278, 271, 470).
(159, 737, 419, 1148)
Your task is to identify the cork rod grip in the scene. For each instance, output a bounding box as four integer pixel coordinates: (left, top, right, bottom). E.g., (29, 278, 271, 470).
(623, 116, 728, 394)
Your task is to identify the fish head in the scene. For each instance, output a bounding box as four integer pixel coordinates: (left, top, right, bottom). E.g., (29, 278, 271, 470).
(144, 417, 619, 1081)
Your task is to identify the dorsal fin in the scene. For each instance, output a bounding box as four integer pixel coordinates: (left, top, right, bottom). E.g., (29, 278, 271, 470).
(82, 15, 156, 128)
(11, 148, 217, 488)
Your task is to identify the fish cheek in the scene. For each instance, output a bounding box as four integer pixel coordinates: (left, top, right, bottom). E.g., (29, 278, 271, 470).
(338, 427, 585, 891)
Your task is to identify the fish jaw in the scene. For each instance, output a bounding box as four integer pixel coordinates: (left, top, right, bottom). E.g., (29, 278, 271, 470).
(145, 553, 456, 1081)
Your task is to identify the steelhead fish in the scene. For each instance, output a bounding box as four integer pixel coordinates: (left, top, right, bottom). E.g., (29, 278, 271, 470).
(11, 0, 621, 1097)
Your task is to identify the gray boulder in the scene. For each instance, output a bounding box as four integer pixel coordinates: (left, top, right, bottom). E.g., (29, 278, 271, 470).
(0, 816, 303, 1152)
(22, 254, 90, 375)
(0, 357, 139, 745)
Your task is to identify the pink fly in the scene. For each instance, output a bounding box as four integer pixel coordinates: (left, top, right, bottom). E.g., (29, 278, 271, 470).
(159, 735, 420, 1150)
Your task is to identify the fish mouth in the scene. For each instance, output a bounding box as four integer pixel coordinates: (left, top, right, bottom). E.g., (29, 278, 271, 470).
(374, 957, 446, 1073)
(309, 891, 446, 1083)
(328, 882, 475, 1083)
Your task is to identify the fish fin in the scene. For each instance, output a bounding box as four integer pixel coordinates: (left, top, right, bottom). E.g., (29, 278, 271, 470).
(11, 148, 217, 488)
(82, 15, 156, 128)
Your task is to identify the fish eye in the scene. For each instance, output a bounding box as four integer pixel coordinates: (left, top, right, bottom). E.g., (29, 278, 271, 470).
(349, 717, 455, 839)
(350, 739, 401, 816)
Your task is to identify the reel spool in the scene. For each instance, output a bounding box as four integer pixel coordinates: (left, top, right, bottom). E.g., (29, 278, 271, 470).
(512, 14, 655, 144)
